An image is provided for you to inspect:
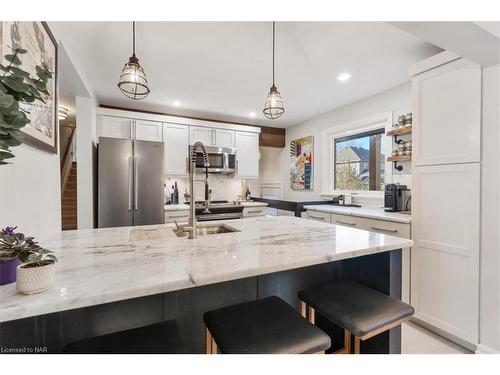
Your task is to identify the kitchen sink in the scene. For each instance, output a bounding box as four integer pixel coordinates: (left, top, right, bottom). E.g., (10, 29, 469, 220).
(172, 223, 240, 237)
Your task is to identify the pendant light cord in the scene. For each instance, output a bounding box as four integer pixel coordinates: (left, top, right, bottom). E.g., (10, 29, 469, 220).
(272, 21, 275, 86)
(132, 21, 136, 57)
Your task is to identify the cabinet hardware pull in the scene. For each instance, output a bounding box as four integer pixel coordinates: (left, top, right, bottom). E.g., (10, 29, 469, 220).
(370, 226, 398, 233)
(247, 209, 263, 213)
(310, 215, 325, 220)
(336, 220, 356, 226)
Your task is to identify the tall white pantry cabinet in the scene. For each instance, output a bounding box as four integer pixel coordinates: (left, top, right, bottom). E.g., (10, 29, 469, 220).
(410, 52, 481, 347)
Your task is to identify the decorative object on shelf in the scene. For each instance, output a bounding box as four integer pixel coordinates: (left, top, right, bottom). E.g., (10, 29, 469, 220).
(0, 226, 57, 292)
(118, 21, 150, 100)
(263, 21, 284, 120)
(58, 106, 68, 120)
(404, 113, 412, 125)
(290, 136, 313, 190)
(386, 114, 413, 171)
(0, 21, 57, 160)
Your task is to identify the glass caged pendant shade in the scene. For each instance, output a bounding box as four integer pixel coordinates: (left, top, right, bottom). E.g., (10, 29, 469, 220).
(263, 84, 284, 120)
(263, 21, 284, 120)
(118, 22, 150, 100)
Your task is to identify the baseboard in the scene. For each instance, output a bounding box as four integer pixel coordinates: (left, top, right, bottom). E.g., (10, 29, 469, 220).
(410, 316, 477, 352)
(475, 343, 500, 354)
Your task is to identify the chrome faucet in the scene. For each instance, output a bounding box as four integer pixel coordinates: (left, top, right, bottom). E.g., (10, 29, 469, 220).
(187, 142, 209, 239)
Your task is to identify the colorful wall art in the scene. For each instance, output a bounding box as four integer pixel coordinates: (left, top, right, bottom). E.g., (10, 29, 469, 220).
(290, 136, 313, 190)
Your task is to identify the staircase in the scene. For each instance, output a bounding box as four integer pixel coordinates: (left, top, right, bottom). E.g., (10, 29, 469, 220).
(61, 162, 78, 230)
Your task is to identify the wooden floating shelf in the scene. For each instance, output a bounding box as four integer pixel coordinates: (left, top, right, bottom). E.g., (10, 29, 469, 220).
(387, 155, 412, 162)
(386, 126, 412, 136)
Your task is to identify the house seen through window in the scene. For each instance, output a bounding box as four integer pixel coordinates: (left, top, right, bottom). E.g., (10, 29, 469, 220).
(334, 129, 385, 191)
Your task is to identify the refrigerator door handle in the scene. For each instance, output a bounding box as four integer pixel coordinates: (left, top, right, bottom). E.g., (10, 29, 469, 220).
(128, 156, 133, 211)
(134, 156, 139, 211)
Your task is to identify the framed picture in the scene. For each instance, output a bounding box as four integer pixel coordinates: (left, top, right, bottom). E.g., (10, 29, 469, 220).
(0, 21, 58, 154)
(290, 136, 314, 190)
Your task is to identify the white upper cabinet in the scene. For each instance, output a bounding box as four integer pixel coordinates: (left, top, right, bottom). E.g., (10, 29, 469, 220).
(98, 116, 162, 142)
(412, 58, 481, 166)
(163, 123, 189, 176)
(99, 116, 132, 140)
(190, 126, 235, 147)
(190, 126, 213, 145)
(213, 129, 235, 147)
(235, 131, 259, 178)
(134, 119, 163, 142)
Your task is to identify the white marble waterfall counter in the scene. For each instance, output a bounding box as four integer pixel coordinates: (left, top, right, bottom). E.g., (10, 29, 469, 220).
(0, 216, 412, 323)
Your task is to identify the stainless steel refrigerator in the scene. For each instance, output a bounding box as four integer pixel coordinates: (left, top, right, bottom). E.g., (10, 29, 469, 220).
(98, 137, 165, 228)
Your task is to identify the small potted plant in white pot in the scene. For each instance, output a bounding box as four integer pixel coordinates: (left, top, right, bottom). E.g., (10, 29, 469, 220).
(0, 226, 57, 294)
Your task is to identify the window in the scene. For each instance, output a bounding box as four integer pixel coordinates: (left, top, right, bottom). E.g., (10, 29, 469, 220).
(334, 129, 385, 191)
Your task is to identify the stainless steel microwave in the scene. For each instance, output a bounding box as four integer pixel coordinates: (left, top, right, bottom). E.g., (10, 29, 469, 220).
(190, 145, 236, 174)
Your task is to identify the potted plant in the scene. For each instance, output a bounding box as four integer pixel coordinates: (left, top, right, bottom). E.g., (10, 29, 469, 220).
(0, 47, 53, 165)
(0, 226, 57, 294)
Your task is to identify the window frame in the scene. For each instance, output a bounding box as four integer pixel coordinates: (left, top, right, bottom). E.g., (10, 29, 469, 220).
(321, 111, 393, 198)
(333, 128, 385, 191)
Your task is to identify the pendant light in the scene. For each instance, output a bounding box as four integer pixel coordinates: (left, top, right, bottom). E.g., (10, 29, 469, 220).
(263, 21, 284, 120)
(118, 21, 150, 100)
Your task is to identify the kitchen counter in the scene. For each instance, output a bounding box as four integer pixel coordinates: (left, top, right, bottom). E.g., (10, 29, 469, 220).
(164, 201, 267, 211)
(303, 205, 412, 224)
(0, 216, 411, 323)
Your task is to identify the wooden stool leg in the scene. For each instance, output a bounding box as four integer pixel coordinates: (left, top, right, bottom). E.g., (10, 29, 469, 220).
(205, 328, 213, 354)
(345, 330, 352, 354)
(306, 305, 315, 324)
(298, 299, 307, 318)
(354, 336, 361, 354)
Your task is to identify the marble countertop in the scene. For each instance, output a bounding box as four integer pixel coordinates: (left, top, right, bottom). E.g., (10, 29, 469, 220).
(164, 201, 267, 211)
(0, 216, 412, 323)
(303, 205, 412, 224)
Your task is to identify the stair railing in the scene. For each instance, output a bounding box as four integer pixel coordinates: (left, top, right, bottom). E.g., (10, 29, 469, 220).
(60, 124, 76, 191)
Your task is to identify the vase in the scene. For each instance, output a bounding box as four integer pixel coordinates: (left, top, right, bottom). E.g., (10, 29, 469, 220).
(16, 261, 55, 294)
(0, 257, 21, 285)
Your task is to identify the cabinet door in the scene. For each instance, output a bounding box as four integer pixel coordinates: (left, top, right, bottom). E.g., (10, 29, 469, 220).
(213, 129, 235, 147)
(412, 59, 481, 166)
(99, 116, 132, 140)
(235, 132, 259, 178)
(190, 126, 213, 146)
(163, 123, 189, 176)
(411, 163, 479, 344)
(134, 120, 163, 141)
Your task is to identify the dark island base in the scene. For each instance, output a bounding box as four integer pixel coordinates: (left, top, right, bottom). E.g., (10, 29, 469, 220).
(0, 250, 402, 354)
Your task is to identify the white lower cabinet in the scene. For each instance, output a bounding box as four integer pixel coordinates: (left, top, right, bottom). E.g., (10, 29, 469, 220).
(242, 206, 267, 218)
(307, 210, 412, 304)
(163, 123, 189, 176)
(306, 210, 332, 223)
(164, 210, 189, 224)
(411, 163, 480, 345)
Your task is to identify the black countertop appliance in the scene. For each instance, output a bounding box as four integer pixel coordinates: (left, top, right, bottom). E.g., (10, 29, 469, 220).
(384, 183, 408, 212)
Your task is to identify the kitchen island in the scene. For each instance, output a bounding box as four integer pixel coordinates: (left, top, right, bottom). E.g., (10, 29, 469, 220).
(0, 216, 412, 354)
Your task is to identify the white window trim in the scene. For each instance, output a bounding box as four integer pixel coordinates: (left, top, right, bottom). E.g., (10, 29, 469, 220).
(321, 111, 393, 199)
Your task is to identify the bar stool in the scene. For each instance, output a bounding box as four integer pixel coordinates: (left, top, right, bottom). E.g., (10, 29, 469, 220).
(63, 320, 185, 354)
(203, 296, 331, 354)
(298, 280, 414, 354)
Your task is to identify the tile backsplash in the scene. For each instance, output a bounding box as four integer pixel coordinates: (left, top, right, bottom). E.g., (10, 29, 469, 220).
(164, 175, 247, 204)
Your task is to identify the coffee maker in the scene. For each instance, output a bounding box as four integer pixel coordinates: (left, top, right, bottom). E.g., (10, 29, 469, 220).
(384, 183, 410, 212)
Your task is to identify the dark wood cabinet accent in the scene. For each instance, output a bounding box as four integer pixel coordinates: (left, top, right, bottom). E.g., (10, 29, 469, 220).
(259, 126, 286, 148)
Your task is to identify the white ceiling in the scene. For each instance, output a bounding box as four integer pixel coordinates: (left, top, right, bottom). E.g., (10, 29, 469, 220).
(54, 22, 441, 128)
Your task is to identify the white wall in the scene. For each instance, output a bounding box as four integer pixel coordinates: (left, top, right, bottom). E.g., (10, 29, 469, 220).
(263, 83, 412, 203)
(478, 63, 500, 353)
(0, 144, 61, 242)
(76, 96, 98, 229)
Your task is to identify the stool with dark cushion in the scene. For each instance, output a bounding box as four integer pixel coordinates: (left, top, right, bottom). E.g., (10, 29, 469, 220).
(63, 320, 185, 354)
(298, 280, 414, 354)
(203, 296, 331, 354)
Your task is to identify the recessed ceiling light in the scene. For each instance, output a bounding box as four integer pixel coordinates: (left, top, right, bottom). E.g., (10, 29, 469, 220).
(337, 73, 351, 82)
(173, 100, 181, 107)
(249, 111, 256, 118)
